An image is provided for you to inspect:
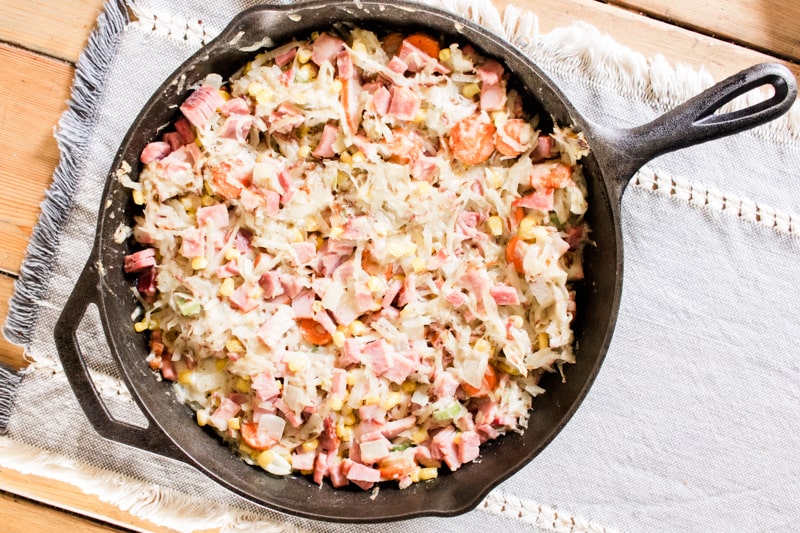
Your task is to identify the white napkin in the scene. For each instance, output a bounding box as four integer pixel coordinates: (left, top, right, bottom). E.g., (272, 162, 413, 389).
(4, 1, 800, 531)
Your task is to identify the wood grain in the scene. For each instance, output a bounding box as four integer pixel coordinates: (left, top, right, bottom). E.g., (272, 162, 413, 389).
(0, 490, 125, 533)
(0, 0, 106, 63)
(500, 0, 800, 82)
(609, 0, 800, 63)
(0, 44, 73, 275)
(0, 275, 26, 370)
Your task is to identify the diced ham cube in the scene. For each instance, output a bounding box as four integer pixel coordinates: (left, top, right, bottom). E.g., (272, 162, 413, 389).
(208, 397, 241, 431)
(291, 241, 317, 266)
(267, 102, 304, 135)
(136, 266, 157, 302)
(312, 123, 339, 158)
(124, 248, 156, 273)
(140, 141, 172, 164)
(179, 85, 225, 128)
(458, 430, 481, 464)
(412, 155, 437, 181)
(388, 86, 421, 121)
(330, 368, 347, 398)
(372, 85, 391, 116)
(228, 284, 259, 313)
(358, 432, 392, 464)
(362, 339, 392, 376)
(291, 449, 317, 472)
(196, 203, 229, 228)
(256, 305, 295, 347)
(329, 458, 349, 488)
(531, 134, 556, 162)
(311, 33, 346, 66)
(179, 228, 205, 258)
(490, 284, 521, 305)
(476, 60, 504, 85)
(381, 279, 403, 309)
(275, 45, 298, 67)
(279, 272, 304, 298)
(220, 114, 254, 142)
(251, 371, 280, 401)
(340, 338, 363, 366)
(313, 449, 331, 485)
(432, 427, 461, 471)
(343, 459, 381, 483)
(262, 190, 280, 217)
(319, 416, 341, 452)
(445, 290, 466, 307)
(387, 55, 408, 74)
(432, 371, 460, 400)
(414, 443, 441, 468)
(162, 132, 183, 152)
(397, 39, 430, 72)
(382, 416, 416, 439)
(221, 97, 250, 116)
(160, 358, 177, 381)
(215, 260, 240, 278)
(174, 117, 195, 145)
(512, 188, 554, 211)
(381, 352, 418, 384)
(258, 271, 284, 299)
(291, 289, 315, 319)
(480, 82, 507, 112)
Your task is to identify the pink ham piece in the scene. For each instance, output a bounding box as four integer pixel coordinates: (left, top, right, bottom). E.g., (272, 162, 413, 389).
(267, 102, 305, 134)
(124, 248, 156, 273)
(381, 352, 419, 384)
(381, 278, 403, 308)
(291, 449, 317, 472)
(476, 60, 504, 85)
(179, 228, 205, 258)
(220, 114, 254, 142)
(312, 123, 339, 158)
(388, 86, 421, 121)
(228, 284, 259, 313)
(432, 371, 459, 400)
(458, 430, 481, 464)
(372, 85, 391, 116)
(180, 85, 225, 128)
(140, 141, 172, 164)
(221, 97, 250, 116)
(291, 241, 317, 266)
(258, 271, 285, 299)
(251, 371, 281, 401)
(330, 368, 347, 399)
(162, 132, 183, 152)
(531, 134, 557, 162)
(311, 33, 346, 66)
(291, 289, 315, 319)
(215, 260, 240, 278)
(358, 431, 392, 464)
(387, 55, 408, 74)
(208, 397, 241, 432)
(275, 46, 298, 67)
(412, 155, 437, 181)
(480, 82, 507, 112)
(136, 266, 157, 302)
(382, 415, 416, 439)
(397, 39, 430, 72)
(490, 284, 521, 305)
(414, 443, 441, 468)
(342, 459, 381, 488)
(160, 358, 177, 381)
(256, 305, 295, 347)
(362, 339, 392, 376)
(263, 190, 280, 217)
(432, 426, 461, 470)
(340, 338, 363, 366)
(512, 188, 554, 211)
(174, 117, 195, 145)
(196, 203, 229, 228)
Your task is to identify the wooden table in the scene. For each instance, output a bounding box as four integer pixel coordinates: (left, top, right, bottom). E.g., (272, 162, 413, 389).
(0, 0, 798, 530)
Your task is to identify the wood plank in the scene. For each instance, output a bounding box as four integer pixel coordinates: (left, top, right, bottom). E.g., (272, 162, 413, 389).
(0, 0, 106, 63)
(0, 275, 26, 370)
(0, 490, 125, 533)
(0, 44, 73, 275)
(0, 467, 218, 533)
(501, 0, 800, 82)
(609, 0, 800, 63)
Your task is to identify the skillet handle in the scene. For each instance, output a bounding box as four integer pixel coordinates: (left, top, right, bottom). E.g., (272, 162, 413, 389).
(588, 63, 797, 199)
(54, 261, 188, 463)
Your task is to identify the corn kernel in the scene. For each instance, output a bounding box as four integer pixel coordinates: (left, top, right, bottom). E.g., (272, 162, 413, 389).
(488, 169, 504, 189)
(461, 83, 480, 99)
(257, 450, 275, 470)
(296, 63, 316, 83)
(346, 372, 358, 386)
(196, 409, 209, 426)
(332, 330, 346, 348)
(218, 89, 231, 101)
(226, 338, 244, 353)
(347, 320, 366, 337)
(474, 338, 491, 354)
(301, 439, 319, 452)
(339, 151, 353, 165)
(288, 358, 306, 373)
(219, 277, 235, 297)
(329, 396, 344, 411)
(538, 332, 550, 350)
(215, 358, 228, 371)
(312, 300, 324, 313)
(134, 320, 149, 333)
(508, 315, 524, 329)
(311, 31, 320, 40)
(419, 467, 439, 481)
(410, 466, 421, 483)
(413, 109, 427, 123)
(147, 318, 159, 330)
(234, 377, 250, 394)
(305, 217, 320, 232)
(411, 427, 428, 444)
(362, 394, 380, 406)
(132, 189, 145, 205)
(240, 442, 256, 457)
(329, 226, 344, 239)
(487, 215, 504, 236)
(224, 247, 240, 261)
(291, 228, 304, 242)
(410, 257, 426, 274)
(401, 381, 417, 393)
(518, 214, 539, 241)
(297, 47, 312, 64)
(336, 422, 353, 441)
(201, 194, 215, 207)
(438, 48, 451, 62)
(298, 144, 311, 158)
(330, 79, 343, 94)
(191, 256, 208, 270)
(366, 276, 382, 292)
(228, 417, 241, 430)
(178, 370, 193, 385)
(248, 285, 264, 299)
(343, 412, 357, 426)
(381, 391, 404, 411)
(351, 151, 366, 164)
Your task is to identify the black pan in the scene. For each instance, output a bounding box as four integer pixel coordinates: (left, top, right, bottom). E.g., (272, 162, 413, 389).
(53, 0, 797, 522)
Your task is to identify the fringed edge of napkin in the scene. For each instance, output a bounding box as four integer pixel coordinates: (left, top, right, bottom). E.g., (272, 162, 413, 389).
(1, 0, 129, 349)
(0, 363, 23, 434)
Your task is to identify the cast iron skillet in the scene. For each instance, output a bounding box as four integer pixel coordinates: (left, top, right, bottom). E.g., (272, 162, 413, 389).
(53, 0, 797, 522)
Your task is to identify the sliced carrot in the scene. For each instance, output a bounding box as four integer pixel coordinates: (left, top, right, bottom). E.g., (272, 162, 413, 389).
(298, 318, 333, 345)
(406, 33, 441, 59)
(505, 235, 525, 273)
(240, 422, 274, 451)
(536, 162, 573, 189)
(461, 364, 498, 397)
(512, 206, 525, 227)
